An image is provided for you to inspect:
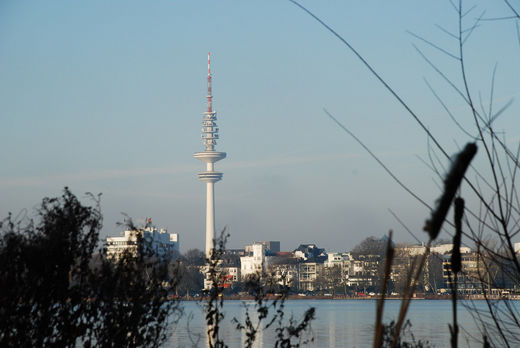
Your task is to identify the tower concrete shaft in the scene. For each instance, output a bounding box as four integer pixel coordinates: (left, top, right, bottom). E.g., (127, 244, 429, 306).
(194, 52, 226, 258)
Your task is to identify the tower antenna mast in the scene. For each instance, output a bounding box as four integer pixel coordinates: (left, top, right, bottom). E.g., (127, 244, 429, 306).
(207, 52, 212, 113)
(194, 52, 226, 260)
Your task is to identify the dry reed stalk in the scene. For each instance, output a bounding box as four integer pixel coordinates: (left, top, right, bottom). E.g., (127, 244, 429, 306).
(373, 230, 395, 348)
(391, 240, 431, 348)
(449, 197, 464, 348)
(424, 143, 477, 240)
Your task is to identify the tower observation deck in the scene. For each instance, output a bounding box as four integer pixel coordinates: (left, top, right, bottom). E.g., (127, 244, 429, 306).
(194, 52, 226, 258)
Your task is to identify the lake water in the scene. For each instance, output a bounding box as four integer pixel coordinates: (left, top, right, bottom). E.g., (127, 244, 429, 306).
(169, 299, 512, 347)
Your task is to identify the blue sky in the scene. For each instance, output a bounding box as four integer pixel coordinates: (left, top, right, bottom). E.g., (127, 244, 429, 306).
(1, 0, 519, 252)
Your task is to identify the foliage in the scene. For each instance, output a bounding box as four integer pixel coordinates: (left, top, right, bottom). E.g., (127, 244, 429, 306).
(233, 274, 315, 348)
(200, 232, 315, 348)
(381, 320, 432, 348)
(352, 236, 388, 257)
(314, 265, 342, 294)
(175, 262, 204, 296)
(198, 231, 233, 348)
(0, 188, 181, 347)
(183, 248, 206, 266)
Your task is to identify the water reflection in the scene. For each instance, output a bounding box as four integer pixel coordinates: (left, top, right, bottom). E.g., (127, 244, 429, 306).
(238, 302, 263, 348)
(327, 310, 335, 347)
(170, 300, 492, 347)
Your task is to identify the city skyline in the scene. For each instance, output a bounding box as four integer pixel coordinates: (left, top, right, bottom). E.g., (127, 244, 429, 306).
(1, 1, 519, 252)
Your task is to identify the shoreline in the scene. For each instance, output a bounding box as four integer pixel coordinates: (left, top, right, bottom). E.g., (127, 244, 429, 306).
(178, 294, 520, 301)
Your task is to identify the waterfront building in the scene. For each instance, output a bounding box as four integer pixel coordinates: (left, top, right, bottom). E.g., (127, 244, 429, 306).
(220, 251, 241, 283)
(293, 244, 327, 262)
(442, 252, 482, 294)
(240, 243, 270, 280)
(106, 226, 179, 260)
(323, 252, 352, 291)
(269, 252, 299, 287)
(222, 266, 240, 283)
(298, 262, 322, 291)
(271, 263, 299, 287)
(226, 248, 246, 256)
(344, 254, 380, 290)
(395, 243, 471, 256)
(431, 243, 471, 255)
(246, 241, 280, 254)
(442, 252, 517, 295)
(292, 244, 327, 291)
(324, 252, 351, 268)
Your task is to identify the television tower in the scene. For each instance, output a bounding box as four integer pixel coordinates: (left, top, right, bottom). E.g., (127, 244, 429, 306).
(194, 52, 226, 258)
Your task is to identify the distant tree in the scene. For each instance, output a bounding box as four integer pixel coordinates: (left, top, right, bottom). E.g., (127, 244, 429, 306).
(315, 265, 342, 295)
(175, 262, 204, 296)
(0, 188, 181, 347)
(183, 248, 206, 266)
(351, 236, 388, 257)
(422, 254, 444, 294)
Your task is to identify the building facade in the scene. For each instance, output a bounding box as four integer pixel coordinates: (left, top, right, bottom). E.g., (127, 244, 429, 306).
(106, 226, 179, 260)
(240, 243, 270, 280)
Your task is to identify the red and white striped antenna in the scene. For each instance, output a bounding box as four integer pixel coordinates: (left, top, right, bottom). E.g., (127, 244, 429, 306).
(207, 52, 212, 113)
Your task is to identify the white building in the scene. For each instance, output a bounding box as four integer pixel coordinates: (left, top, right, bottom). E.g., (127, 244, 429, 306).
(324, 252, 351, 268)
(106, 226, 179, 260)
(344, 254, 380, 288)
(396, 243, 471, 256)
(240, 243, 270, 280)
(431, 243, 471, 255)
(269, 252, 299, 287)
(246, 241, 280, 253)
(271, 263, 298, 287)
(298, 262, 322, 291)
(222, 266, 240, 282)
